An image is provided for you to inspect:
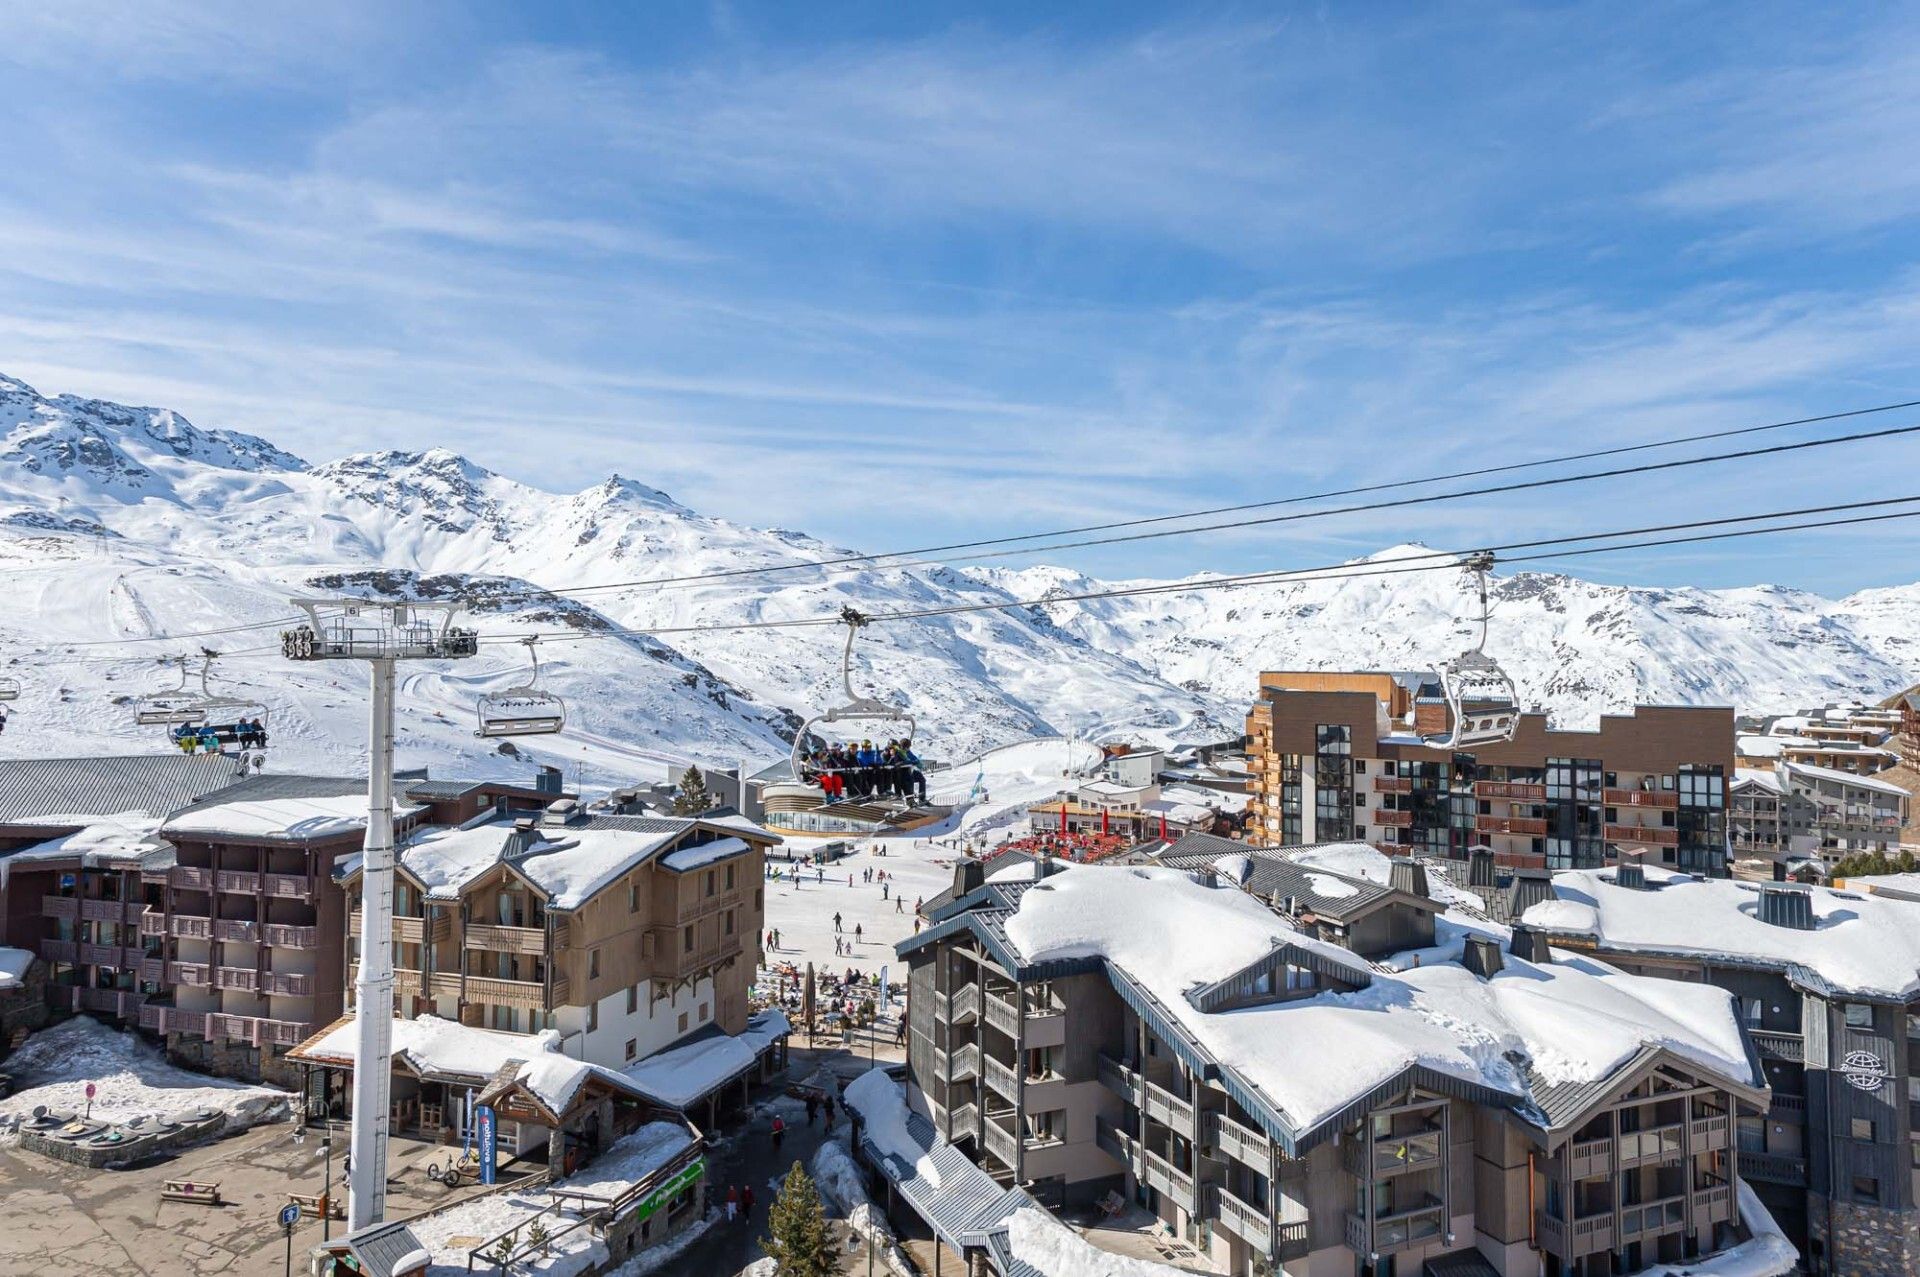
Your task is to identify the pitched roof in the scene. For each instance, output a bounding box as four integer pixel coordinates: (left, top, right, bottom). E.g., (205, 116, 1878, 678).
(0, 753, 247, 826)
(161, 774, 425, 843)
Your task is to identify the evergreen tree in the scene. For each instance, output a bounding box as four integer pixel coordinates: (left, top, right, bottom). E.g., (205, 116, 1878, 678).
(760, 1161, 838, 1277)
(673, 765, 712, 816)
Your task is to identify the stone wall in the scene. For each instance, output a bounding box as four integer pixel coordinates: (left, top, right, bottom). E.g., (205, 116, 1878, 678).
(1810, 1195, 1920, 1277)
(0, 959, 51, 1049)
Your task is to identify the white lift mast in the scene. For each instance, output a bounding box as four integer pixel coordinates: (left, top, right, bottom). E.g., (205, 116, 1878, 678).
(281, 599, 477, 1231)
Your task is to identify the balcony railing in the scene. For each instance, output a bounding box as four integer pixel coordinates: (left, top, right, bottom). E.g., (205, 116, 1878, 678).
(1098, 1053, 1141, 1104)
(261, 922, 320, 949)
(948, 1103, 978, 1138)
(1141, 1150, 1196, 1209)
(1768, 1093, 1805, 1118)
(984, 991, 1020, 1035)
(138, 1004, 211, 1037)
(1604, 788, 1678, 810)
(1737, 1150, 1807, 1184)
(1749, 1030, 1804, 1062)
(1142, 1078, 1194, 1130)
(947, 983, 979, 1022)
(40, 896, 79, 922)
(167, 866, 213, 891)
(1374, 776, 1412, 794)
(1345, 1129, 1443, 1177)
(68, 986, 145, 1018)
(1604, 824, 1678, 847)
(351, 912, 452, 944)
(1477, 781, 1546, 801)
(1095, 1115, 1136, 1164)
(211, 918, 258, 943)
(1206, 1111, 1272, 1167)
(1618, 1123, 1685, 1165)
(39, 938, 77, 964)
(1688, 1115, 1729, 1150)
(208, 1013, 314, 1048)
(983, 1053, 1019, 1100)
(165, 914, 212, 939)
(949, 1043, 980, 1080)
(211, 966, 314, 996)
(982, 1117, 1018, 1167)
(1373, 809, 1414, 828)
(1348, 1199, 1445, 1254)
(1619, 1195, 1687, 1240)
(78, 897, 142, 925)
(167, 960, 212, 986)
(463, 919, 552, 953)
(1477, 815, 1548, 837)
(1211, 1185, 1269, 1245)
(463, 973, 568, 1009)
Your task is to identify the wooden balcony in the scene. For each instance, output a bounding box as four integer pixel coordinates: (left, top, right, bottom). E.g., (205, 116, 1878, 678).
(138, 1004, 211, 1037)
(984, 990, 1020, 1035)
(1349, 1198, 1445, 1255)
(652, 932, 743, 982)
(79, 897, 142, 925)
(165, 914, 213, 940)
(261, 922, 321, 948)
(69, 986, 145, 1018)
(464, 973, 569, 1009)
(1212, 1185, 1269, 1246)
(208, 1012, 314, 1048)
(211, 966, 315, 996)
(1477, 814, 1548, 837)
(1141, 1150, 1197, 1211)
(1605, 823, 1678, 847)
(1373, 809, 1414, 828)
(139, 911, 167, 937)
(1477, 780, 1546, 801)
(352, 912, 452, 945)
(1142, 1078, 1194, 1129)
(1749, 1030, 1804, 1062)
(1604, 788, 1678, 810)
(39, 938, 78, 964)
(215, 870, 258, 893)
(676, 886, 746, 927)
(211, 918, 258, 943)
(1738, 1149, 1807, 1184)
(168, 865, 213, 891)
(168, 960, 212, 986)
(1374, 776, 1412, 794)
(40, 895, 78, 922)
(463, 919, 553, 954)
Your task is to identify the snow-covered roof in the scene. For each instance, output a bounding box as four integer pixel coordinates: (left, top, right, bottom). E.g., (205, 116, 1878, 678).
(163, 775, 430, 842)
(292, 1014, 641, 1115)
(1841, 872, 1920, 902)
(1736, 735, 1802, 758)
(618, 1010, 788, 1109)
(1732, 767, 1784, 796)
(981, 866, 1755, 1138)
(1783, 760, 1910, 799)
(1078, 779, 1152, 798)
(659, 836, 749, 873)
(1523, 866, 1920, 999)
(0, 814, 169, 882)
(0, 947, 33, 989)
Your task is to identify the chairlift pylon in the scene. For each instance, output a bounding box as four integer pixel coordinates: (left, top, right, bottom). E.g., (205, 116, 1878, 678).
(475, 636, 566, 738)
(1424, 552, 1522, 750)
(762, 607, 917, 813)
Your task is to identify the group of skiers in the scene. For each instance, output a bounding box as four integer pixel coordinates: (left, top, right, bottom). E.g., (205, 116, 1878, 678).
(801, 738, 927, 803)
(170, 718, 269, 753)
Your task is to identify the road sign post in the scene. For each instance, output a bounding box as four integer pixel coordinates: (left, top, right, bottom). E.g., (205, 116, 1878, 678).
(84, 1081, 95, 1121)
(279, 1201, 301, 1277)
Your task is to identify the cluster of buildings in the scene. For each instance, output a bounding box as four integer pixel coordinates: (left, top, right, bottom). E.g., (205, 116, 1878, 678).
(0, 753, 787, 1161)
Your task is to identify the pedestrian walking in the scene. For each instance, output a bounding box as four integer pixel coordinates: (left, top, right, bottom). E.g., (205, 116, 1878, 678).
(881, 881, 889, 900)
(896, 897, 904, 913)
(854, 923, 863, 944)
(805, 1095, 818, 1125)
(771, 1115, 786, 1154)
(742, 1184, 756, 1217)
(833, 912, 842, 933)
(725, 1184, 739, 1222)
(895, 1021, 906, 1046)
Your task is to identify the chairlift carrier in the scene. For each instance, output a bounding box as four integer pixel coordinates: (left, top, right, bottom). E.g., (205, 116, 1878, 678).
(1424, 552, 1521, 750)
(134, 656, 210, 726)
(763, 608, 916, 807)
(137, 653, 271, 739)
(475, 637, 566, 738)
(0, 675, 18, 703)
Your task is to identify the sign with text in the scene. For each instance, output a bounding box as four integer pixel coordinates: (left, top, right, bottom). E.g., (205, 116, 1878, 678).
(476, 1104, 497, 1185)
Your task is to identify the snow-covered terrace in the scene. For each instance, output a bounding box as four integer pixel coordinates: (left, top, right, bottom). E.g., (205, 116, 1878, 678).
(618, 1009, 789, 1111)
(1522, 865, 1920, 1000)
(913, 864, 1761, 1147)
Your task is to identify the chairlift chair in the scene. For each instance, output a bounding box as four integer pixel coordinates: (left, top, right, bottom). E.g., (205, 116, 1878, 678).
(761, 608, 917, 812)
(1425, 552, 1522, 750)
(475, 637, 566, 738)
(0, 676, 18, 703)
(133, 656, 208, 726)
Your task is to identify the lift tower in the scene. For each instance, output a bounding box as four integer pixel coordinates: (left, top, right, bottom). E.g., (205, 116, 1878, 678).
(281, 600, 477, 1231)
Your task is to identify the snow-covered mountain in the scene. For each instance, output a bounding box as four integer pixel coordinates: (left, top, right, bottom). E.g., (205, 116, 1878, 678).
(2, 373, 1914, 785)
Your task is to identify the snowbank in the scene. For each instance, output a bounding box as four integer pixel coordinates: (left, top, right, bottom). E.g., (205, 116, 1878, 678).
(0, 1018, 287, 1131)
(1638, 1183, 1796, 1277)
(844, 1067, 938, 1188)
(810, 1138, 913, 1277)
(1004, 1205, 1193, 1276)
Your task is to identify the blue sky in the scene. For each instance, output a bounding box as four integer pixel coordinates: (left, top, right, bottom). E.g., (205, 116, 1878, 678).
(3, 2, 1919, 592)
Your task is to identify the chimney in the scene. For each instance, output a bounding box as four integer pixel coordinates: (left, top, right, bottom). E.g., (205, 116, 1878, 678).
(542, 797, 582, 827)
(507, 817, 539, 855)
(1468, 847, 1496, 889)
(1508, 923, 1552, 965)
(1389, 859, 1430, 900)
(1461, 934, 1505, 979)
(1413, 698, 1449, 737)
(1757, 885, 1816, 931)
(536, 764, 563, 796)
(1615, 861, 1646, 891)
(1507, 869, 1554, 920)
(1771, 861, 1788, 883)
(952, 859, 985, 898)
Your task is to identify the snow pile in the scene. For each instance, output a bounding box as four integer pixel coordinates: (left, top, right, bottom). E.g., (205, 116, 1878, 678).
(843, 1067, 939, 1188)
(810, 1138, 913, 1277)
(999, 866, 1755, 1130)
(1526, 866, 1920, 998)
(660, 836, 749, 873)
(1288, 842, 1485, 910)
(0, 948, 31, 990)
(0, 1018, 287, 1130)
(164, 794, 423, 841)
(1004, 1205, 1193, 1276)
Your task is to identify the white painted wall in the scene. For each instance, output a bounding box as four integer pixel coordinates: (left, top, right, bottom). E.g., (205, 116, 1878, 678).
(557, 976, 718, 1072)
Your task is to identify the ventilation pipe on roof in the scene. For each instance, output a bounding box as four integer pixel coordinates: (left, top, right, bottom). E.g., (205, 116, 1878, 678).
(1389, 858, 1430, 899)
(1461, 935, 1505, 979)
(1468, 847, 1497, 889)
(1757, 885, 1816, 931)
(535, 765, 563, 795)
(1507, 870, 1555, 919)
(507, 817, 539, 856)
(1615, 858, 1647, 891)
(953, 859, 985, 899)
(1508, 924, 1552, 965)
(541, 797, 582, 827)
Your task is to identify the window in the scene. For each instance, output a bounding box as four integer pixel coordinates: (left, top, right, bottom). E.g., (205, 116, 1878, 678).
(587, 1003, 599, 1032)
(1844, 1003, 1873, 1029)
(1353, 760, 1367, 775)
(627, 985, 639, 1014)
(725, 864, 735, 890)
(724, 909, 735, 936)
(625, 1038, 637, 1061)
(677, 1012, 689, 1033)
(590, 948, 601, 978)
(1849, 1118, 1875, 1142)
(706, 870, 716, 898)
(755, 888, 763, 911)
(628, 882, 638, 913)
(683, 925, 694, 953)
(699, 1002, 710, 1022)
(1852, 1176, 1879, 1204)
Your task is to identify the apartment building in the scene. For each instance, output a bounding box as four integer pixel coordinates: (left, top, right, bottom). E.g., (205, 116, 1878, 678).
(339, 799, 778, 1074)
(1730, 769, 1818, 867)
(1737, 706, 1905, 778)
(895, 854, 1782, 1277)
(1514, 865, 1920, 1276)
(1245, 671, 1735, 876)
